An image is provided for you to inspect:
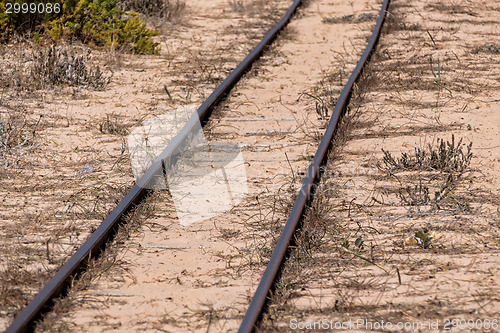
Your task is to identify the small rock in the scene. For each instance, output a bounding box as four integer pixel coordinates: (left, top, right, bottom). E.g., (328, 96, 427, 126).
(81, 164, 95, 174)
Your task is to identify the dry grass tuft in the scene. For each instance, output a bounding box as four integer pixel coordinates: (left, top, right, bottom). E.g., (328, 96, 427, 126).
(31, 46, 111, 90)
(0, 102, 42, 172)
(380, 135, 472, 174)
(99, 114, 129, 136)
(35, 192, 159, 331)
(471, 43, 500, 54)
(0, 262, 52, 318)
(118, 0, 187, 24)
(323, 13, 376, 24)
(257, 83, 363, 331)
(256, 0, 500, 330)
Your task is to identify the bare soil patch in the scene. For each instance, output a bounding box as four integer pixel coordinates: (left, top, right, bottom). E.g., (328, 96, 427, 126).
(38, 0, 381, 331)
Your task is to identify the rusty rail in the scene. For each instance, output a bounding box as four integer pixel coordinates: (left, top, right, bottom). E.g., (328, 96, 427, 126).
(6, 1, 303, 332)
(238, 0, 390, 331)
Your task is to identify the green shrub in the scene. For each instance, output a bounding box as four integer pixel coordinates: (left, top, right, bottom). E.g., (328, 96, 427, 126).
(0, 0, 159, 54)
(0, 3, 9, 41)
(0, 1, 61, 41)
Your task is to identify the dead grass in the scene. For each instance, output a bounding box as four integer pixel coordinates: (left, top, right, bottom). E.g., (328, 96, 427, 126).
(228, 0, 275, 18)
(0, 44, 111, 93)
(0, 101, 43, 173)
(257, 83, 364, 330)
(118, 0, 187, 27)
(425, 1, 477, 15)
(255, 0, 500, 330)
(471, 43, 500, 55)
(31, 46, 111, 91)
(0, 262, 52, 320)
(0, 175, 133, 327)
(34, 192, 159, 332)
(322, 13, 376, 24)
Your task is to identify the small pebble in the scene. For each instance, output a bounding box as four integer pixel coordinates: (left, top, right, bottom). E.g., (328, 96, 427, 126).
(81, 164, 95, 174)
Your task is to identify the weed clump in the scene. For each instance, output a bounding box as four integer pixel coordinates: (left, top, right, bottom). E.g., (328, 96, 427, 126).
(30, 46, 111, 90)
(380, 135, 472, 174)
(380, 136, 474, 212)
(471, 44, 500, 54)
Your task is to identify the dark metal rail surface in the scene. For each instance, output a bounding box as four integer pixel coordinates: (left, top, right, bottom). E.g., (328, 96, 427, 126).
(238, 0, 390, 331)
(5, 1, 303, 332)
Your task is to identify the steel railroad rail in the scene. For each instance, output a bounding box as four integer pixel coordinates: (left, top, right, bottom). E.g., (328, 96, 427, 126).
(238, 0, 390, 331)
(6, 1, 304, 332)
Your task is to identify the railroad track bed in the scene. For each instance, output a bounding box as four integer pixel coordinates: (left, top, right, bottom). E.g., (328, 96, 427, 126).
(40, 1, 381, 332)
(1, 0, 499, 331)
(0, 0, 292, 330)
(258, 0, 500, 331)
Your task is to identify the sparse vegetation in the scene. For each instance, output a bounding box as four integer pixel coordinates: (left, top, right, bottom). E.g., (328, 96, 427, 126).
(322, 13, 375, 24)
(118, 0, 186, 22)
(0, 103, 41, 171)
(0, 262, 52, 317)
(380, 135, 472, 174)
(472, 43, 500, 54)
(31, 46, 111, 90)
(258, 82, 364, 330)
(379, 136, 474, 212)
(229, 0, 266, 14)
(257, 0, 500, 329)
(35, 192, 159, 331)
(0, 0, 60, 41)
(99, 113, 128, 135)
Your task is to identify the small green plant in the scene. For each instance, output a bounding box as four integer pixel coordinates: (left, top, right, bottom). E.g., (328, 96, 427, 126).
(430, 56, 452, 94)
(300, 92, 329, 119)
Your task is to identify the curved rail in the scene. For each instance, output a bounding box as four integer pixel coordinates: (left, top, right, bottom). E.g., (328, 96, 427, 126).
(6, 1, 303, 332)
(238, 0, 390, 331)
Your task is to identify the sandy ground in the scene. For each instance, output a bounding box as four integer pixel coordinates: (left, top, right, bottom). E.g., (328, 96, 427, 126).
(42, 0, 380, 332)
(0, 0, 291, 330)
(2, 0, 497, 332)
(258, 0, 500, 332)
